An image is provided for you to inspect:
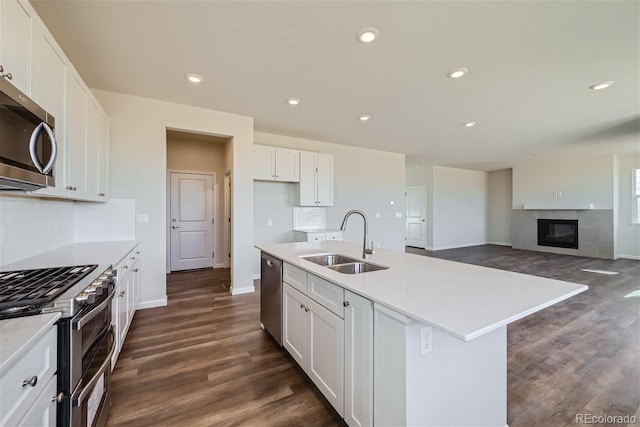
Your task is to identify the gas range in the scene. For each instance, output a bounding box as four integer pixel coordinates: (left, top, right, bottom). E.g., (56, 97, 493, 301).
(0, 264, 114, 320)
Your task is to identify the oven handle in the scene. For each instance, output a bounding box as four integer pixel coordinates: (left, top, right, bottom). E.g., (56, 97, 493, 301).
(73, 286, 116, 331)
(74, 327, 115, 407)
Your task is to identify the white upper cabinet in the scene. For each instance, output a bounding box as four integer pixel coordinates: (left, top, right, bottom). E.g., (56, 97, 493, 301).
(30, 18, 67, 185)
(3, 1, 111, 202)
(0, 0, 35, 95)
(66, 68, 88, 193)
(298, 151, 334, 206)
(254, 145, 300, 182)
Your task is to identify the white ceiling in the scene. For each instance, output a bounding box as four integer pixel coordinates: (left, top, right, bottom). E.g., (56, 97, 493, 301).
(32, 0, 639, 171)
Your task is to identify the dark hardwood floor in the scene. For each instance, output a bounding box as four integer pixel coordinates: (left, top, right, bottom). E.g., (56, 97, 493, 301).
(108, 246, 639, 426)
(107, 268, 344, 427)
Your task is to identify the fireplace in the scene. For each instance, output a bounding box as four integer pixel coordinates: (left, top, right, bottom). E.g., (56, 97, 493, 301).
(537, 219, 578, 249)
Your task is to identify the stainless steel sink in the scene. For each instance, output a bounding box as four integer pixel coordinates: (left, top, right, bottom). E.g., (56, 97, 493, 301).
(301, 253, 389, 274)
(301, 254, 361, 266)
(327, 262, 388, 274)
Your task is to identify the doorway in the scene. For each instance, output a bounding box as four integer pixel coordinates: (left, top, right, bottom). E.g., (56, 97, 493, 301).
(405, 185, 428, 249)
(166, 129, 231, 273)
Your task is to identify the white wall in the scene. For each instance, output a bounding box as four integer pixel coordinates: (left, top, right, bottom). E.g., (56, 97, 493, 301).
(487, 169, 512, 246)
(254, 132, 406, 275)
(94, 89, 254, 307)
(432, 166, 488, 250)
(615, 153, 640, 259)
(512, 155, 614, 209)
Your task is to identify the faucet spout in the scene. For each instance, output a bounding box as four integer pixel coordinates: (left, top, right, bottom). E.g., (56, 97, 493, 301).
(340, 210, 374, 259)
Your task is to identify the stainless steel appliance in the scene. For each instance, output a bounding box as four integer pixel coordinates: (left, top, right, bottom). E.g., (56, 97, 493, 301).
(0, 77, 57, 191)
(260, 252, 282, 345)
(0, 264, 115, 427)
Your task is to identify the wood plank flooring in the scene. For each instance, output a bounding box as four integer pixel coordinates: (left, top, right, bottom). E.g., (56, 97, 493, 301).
(408, 245, 640, 426)
(108, 246, 639, 426)
(106, 268, 344, 427)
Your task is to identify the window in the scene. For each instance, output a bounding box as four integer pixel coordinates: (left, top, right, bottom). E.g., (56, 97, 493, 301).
(634, 169, 640, 224)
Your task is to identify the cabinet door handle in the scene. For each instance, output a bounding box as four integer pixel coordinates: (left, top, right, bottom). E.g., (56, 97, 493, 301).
(52, 392, 64, 403)
(343, 301, 350, 307)
(22, 376, 38, 387)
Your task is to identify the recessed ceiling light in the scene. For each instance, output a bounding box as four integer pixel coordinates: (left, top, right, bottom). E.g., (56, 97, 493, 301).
(357, 27, 379, 43)
(447, 68, 468, 79)
(186, 73, 203, 83)
(589, 81, 614, 90)
(287, 98, 301, 106)
(359, 115, 371, 121)
(463, 121, 476, 127)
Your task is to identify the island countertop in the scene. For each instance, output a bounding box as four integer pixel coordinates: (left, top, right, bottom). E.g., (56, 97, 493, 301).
(257, 241, 588, 341)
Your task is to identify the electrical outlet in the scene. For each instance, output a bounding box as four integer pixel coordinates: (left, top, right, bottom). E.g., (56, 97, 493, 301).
(420, 326, 433, 355)
(267, 219, 273, 227)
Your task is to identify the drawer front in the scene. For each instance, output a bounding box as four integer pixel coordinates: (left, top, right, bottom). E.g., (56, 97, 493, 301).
(283, 263, 308, 294)
(324, 232, 342, 241)
(17, 374, 57, 427)
(308, 274, 345, 318)
(0, 326, 57, 426)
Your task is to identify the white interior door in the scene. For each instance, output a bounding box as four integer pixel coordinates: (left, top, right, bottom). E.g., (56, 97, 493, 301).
(170, 172, 214, 271)
(405, 186, 427, 248)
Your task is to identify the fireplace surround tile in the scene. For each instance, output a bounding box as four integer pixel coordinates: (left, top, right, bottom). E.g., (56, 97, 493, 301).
(512, 209, 614, 259)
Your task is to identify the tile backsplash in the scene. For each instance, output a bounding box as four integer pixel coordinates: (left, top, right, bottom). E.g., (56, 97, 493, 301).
(0, 195, 136, 267)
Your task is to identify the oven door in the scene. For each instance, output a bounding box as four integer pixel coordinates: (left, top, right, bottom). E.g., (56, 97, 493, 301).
(70, 326, 115, 427)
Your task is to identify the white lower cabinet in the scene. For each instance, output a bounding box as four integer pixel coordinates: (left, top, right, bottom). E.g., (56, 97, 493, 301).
(344, 290, 374, 427)
(0, 321, 58, 427)
(111, 245, 141, 369)
(281, 263, 373, 425)
(283, 283, 344, 415)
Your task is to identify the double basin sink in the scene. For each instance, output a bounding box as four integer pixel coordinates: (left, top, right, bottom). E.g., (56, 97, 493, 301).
(301, 254, 389, 274)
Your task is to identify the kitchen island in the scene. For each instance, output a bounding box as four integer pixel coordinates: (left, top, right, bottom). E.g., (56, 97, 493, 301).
(257, 241, 587, 427)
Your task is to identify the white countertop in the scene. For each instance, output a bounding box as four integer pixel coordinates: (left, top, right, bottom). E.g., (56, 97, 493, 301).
(0, 313, 60, 375)
(2, 240, 139, 270)
(257, 241, 588, 341)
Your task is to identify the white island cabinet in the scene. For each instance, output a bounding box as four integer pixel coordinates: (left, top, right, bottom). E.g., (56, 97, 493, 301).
(258, 241, 587, 426)
(0, 313, 61, 427)
(283, 264, 345, 415)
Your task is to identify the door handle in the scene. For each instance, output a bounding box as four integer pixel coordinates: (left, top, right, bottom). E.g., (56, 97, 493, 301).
(172, 226, 180, 229)
(29, 122, 57, 174)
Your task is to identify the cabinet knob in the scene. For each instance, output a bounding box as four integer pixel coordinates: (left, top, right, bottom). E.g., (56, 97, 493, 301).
(133, 268, 139, 273)
(300, 303, 305, 309)
(22, 376, 38, 387)
(343, 301, 350, 307)
(304, 307, 310, 312)
(52, 392, 64, 403)
(119, 291, 125, 297)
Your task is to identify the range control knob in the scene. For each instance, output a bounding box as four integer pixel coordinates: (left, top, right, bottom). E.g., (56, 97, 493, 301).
(86, 284, 103, 295)
(75, 293, 92, 305)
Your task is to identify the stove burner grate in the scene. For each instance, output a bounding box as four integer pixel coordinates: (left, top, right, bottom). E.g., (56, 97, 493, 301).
(0, 265, 98, 313)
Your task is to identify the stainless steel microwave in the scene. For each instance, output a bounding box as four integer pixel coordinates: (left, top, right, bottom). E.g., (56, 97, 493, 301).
(0, 78, 57, 191)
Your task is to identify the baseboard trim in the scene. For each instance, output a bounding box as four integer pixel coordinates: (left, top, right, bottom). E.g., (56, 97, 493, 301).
(253, 273, 260, 280)
(231, 285, 255, 295)
(487, 241, 512, 247)
(137, 298, 167, 310)
(616, 254, 640, 260)
(215, 263, 227, 268)
(432, 242, 489, 251)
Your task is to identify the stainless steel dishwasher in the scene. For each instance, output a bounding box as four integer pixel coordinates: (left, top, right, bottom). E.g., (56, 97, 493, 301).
(260, 252, 282, 345)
